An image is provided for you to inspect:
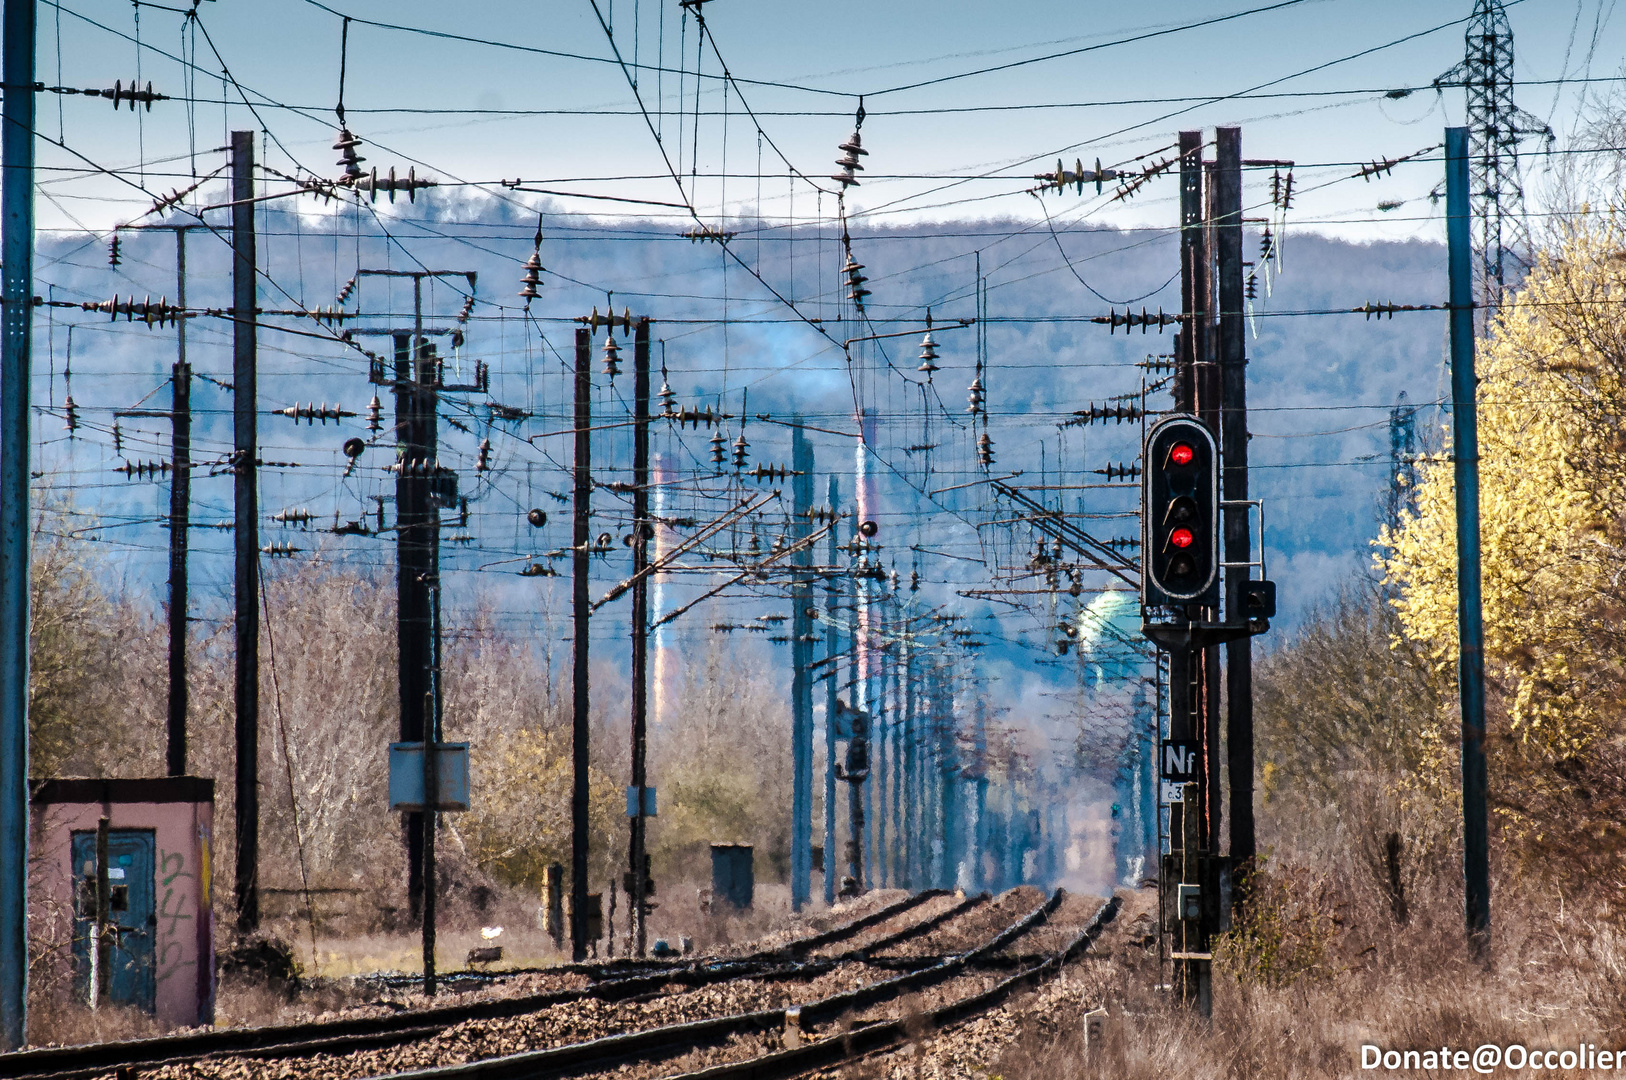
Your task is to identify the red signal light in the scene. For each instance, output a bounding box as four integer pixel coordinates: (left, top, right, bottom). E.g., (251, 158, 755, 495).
(1170, 527, 1195, 549)
(1169, 442, 1195, 466)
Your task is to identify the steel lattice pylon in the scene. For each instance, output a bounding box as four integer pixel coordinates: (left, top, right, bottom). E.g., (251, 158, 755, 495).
(1435, 0, 1553, 306)
(1387, 391, 1419, 530)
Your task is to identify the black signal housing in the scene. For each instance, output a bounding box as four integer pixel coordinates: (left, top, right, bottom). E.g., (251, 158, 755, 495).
(1142, 414, 1219, 607)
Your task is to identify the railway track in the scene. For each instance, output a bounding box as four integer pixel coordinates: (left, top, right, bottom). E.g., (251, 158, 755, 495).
(364, 889, 1120, 1080)
(362, 889, 947, 993)
(660, 895, 1122, 1080)
(0, 888, 960, 1080)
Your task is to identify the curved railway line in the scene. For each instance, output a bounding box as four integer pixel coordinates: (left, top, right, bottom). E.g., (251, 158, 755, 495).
(0, 888, 1121, 1080)
(360, 889, 951, 994)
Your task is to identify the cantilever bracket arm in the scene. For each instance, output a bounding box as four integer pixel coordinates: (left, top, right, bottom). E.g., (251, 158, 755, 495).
(590, 492, 776, 612)
(1142, 619, 1269, 651)
(650, 522, 834, 631)
(990, 478, 1139, 588)
(842, 318, 973, 350)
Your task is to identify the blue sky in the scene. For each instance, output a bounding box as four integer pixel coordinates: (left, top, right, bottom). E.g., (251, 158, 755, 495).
(37, 0, 1624, 241)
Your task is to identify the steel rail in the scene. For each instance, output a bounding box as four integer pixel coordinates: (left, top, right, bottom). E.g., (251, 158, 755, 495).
(0, 893, 948, 1080)
(665, 895, 1123, 1080)
(366, 888, 949, 991)
(838, 891, 988, 959)
(747, 891, 943, 956)
(366, 889, 1079, 1080)
(778, 888, 950, 957)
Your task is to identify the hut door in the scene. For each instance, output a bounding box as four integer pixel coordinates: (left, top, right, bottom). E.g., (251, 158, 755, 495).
(71, 829, 158, 1013)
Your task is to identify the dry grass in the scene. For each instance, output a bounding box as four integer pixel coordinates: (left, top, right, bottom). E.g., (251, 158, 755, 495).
(24, 993, 172, 1049)
(980, 861, 1616, 1080)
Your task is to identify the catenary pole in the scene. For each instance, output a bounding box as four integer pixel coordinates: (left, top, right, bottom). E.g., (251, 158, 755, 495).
(971, 698, 988, 892)
(903, 624, 918, 888)
(395, 330, 426, 920)
(630, 317, 651, 955)
(1176, 130, 1204, 416)
(1446, 126, 1491, 959)
(571, 328, 592, 961)
(230, 130, 260, 935)
(167, 230, 192, 776)
(876, 606, 889, 888)
(1173, 130, 1211, 1012)
(0, 0, 35, 1048)
(888, 597, 903, 886)
(1215, 126, 1255, 871)
(418, 320, 442, 997)
(1197, 151, 1222, 853)
(790, 422, 814, 911)
(823, 475, 840, 906)
(939, 665, 959, 889)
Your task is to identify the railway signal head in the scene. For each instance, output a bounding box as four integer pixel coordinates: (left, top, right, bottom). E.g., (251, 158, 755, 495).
(1143, 414, 1219, 607)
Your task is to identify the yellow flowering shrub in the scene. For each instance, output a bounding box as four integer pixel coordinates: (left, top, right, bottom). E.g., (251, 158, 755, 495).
(1381, 216, 1626, 886)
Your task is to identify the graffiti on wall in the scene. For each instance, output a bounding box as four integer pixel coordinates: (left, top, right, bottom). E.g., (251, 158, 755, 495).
(155, 847, 194, 985)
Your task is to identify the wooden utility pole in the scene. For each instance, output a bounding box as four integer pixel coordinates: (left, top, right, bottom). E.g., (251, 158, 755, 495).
(231, 129, 260, 934)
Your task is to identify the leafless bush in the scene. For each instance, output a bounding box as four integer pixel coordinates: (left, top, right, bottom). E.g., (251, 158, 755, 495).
(28, 530, 809, 972)
(1216, 862, 1346, 990)
(648, 635, 794, 887)
(29, 497, 167, 777)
